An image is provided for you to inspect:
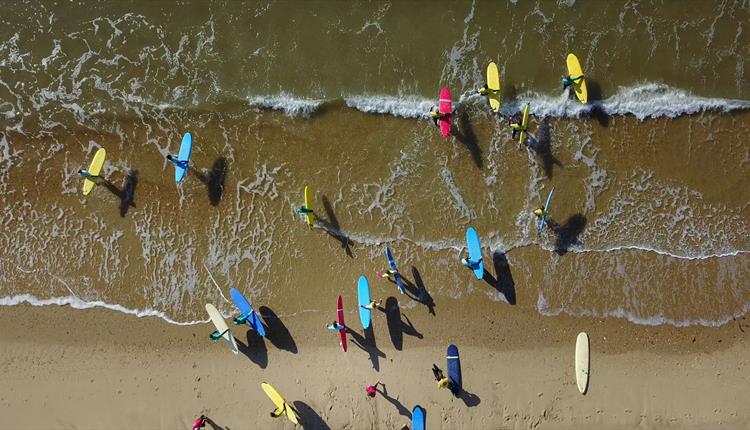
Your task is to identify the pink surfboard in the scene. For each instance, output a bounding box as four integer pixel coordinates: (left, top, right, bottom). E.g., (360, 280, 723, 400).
(439, 87, 452, 138)
(337, 295, 347, 352)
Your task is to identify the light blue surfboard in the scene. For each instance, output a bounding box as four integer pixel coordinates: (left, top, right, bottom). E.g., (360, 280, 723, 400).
(174, 132, 192, 183)
(465, 227, 484, 279)
(386, 247, 405, 294)
(357, 275, 371, 330)
(229, 288, 266, 337)
(538, 187, 555, 233)
(412, 405, 426, 430)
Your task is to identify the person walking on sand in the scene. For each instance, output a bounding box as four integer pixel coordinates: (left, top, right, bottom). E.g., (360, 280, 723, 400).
(360, 299, 382, 310)
(376, 269, 397, 281)
(366, 382, 382, 398)
(432, 364, 454, 390)
(326, 321, 344, 331)
(192, 415, 207, 430)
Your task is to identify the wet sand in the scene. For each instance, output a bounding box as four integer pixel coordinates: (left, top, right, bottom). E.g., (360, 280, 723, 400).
(2, 295, 749, 429)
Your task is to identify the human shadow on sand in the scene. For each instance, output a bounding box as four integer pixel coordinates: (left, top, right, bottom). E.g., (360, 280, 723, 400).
(399, 267, 435, 316)
(385, 297, 423, 350)
(457, 387, 481, 407)
(193, 157, 228, 206)
(585, 79, 609, 128)
(480, 250, 516, 304)
(451, 108, 482, 169)
(293, 401, 331, 430)
(316, 195, 354, 258)
(347, 325, 386, 372)
(259, 306, 298, 353)
(235, 328, 268, 369)
(204, 417, 226, 430)
(375, 383, 412, 419)
(100, 172, 137, 217)
(547, 214, 587, 255)
(527, 119, 562, 179)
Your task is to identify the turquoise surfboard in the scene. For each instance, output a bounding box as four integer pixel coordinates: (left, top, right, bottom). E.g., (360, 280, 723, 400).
(465, 227, 484, 279)
(229, 288, 266, 337)
(538, 187, 555, 233)
(357, 275, 371, 329)
(412, 405, 425, 430)
(174, 132, 192, 183)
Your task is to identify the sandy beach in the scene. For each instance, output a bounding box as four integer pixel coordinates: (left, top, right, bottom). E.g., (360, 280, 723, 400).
(2, 296, 749, 429)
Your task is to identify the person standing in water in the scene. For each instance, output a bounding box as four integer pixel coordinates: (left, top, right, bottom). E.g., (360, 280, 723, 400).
(295, 206, 314, 216)
(78, 169, 99, 181)
(534, 207, 548, 219)
(461, 254, 482, 270)
(561, 74, 584, 90)
(429, 106, 447, 127)
(508, 117, 526, 141)
(165, 153, 189, 168)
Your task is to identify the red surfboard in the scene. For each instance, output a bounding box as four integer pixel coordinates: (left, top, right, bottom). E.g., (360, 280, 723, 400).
(438, 87, 452, 138)
(337, 295, 347, 352)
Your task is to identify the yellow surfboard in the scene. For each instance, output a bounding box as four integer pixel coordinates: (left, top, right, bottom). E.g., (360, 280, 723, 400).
(566, 53, 588, 104)
(519, 103, 530, 145)
(82, 148, 106, 196)
(303, 185, 314, 226)
(486, 62, 501, 113)
(261, 382, 299, 425)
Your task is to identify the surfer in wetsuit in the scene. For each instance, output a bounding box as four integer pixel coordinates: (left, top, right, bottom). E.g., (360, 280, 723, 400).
(326, 321, 344, 331)
(209, 328, 229, 340)
(461, 256, 482, 270)
(295, 206, 314, 215)
(429, 106, 447, 127)
(561, 74, 584, 90)
(270, 403, 286, 418)
(508, 117, 526, 141)
(165, 154, 188, 168)
(78, 169, 99, 181)
(534, 207, 548, 218)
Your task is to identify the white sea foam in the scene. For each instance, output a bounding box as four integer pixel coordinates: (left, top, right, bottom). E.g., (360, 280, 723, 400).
(0, 294, 206, 326)
(246, 94, 323, 117)
(345, 94, 434, 119)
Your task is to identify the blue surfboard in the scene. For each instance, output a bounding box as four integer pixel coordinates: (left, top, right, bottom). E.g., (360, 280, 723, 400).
(385, 247, 405, 294)
(357, 275, 372, 330)
(538, 187, 555, 233)
(412, 405, 426, 430)
(447, 344, 461, 395)
(174, 132, 192, 183)
(465, 227, 484, 279)
(229, 288, 266, 337)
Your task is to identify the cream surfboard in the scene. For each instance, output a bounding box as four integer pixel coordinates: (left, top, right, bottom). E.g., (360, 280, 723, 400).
(575, 332, 589, 394)
(262, 382, 299, 424)
(205, 303, 238, 355)
(486, 62, 501, 112)
(566, 53, 588, 104)
(82, 148, 106, 196)
(519, 103, 530, 145)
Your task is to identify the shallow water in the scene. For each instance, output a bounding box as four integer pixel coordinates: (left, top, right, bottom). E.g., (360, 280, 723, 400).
(1, 0, 749, 326)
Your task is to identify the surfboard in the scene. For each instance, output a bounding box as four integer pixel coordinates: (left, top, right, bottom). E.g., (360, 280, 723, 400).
(519, 103, 530, 145)
(82, 148, 106, 196)
(386, 247, 405, 294)
(566, 53, 588, 104)
(261, 382, 299, 425)
(538, 187, 555, 233)
(447, 344, 461, 395)
(174, 132, 192, 183)
(576, 332, 590, 394)
(465, 227, 484, 279)
(337, 295, 347, 352)
(357, 275, 372, 330)
(412, 405, 426, 430)
(438, 87, 452, 138)
(205, 303, 239, 355)
(486, 62, 501, 112)
(229, 288, 266, 337)
(303, 185, 314, 226)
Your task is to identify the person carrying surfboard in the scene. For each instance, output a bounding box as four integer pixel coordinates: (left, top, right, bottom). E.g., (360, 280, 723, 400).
(326, 321, 344, 331)
(210, 328, 229, 340)
(376, 269, 397, 280)
(561, 74, 584, 90)
(432, 365, 454, 390)
(461, 255, 482, 270)
(477, 84, 499, 96)
(429, 106, 447, 126)
(295, 206, 314, 215)
(270, 403, 287, 418)
(78, 169, 99, 181)
(191, 415, 207, 430)
(165, 154, 189, 169)
(534, 207, 548, 218)
(360, 299, 382, 310)
(508, 117, 526, 141)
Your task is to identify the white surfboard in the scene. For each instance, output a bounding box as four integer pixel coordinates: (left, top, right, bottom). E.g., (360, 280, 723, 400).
(575, 332, 589, 394)
(206, 303, 239, 355)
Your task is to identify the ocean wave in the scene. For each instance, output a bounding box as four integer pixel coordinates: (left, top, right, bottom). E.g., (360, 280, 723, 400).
(0, 294, 206, 326)
(344, 94, 434, 119)
(246, 93, 324, 117)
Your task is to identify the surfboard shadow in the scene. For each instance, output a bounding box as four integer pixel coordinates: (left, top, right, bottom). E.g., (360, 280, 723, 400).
(526, 119, 562, 179)
(585, 79, 609, 127)
(347, 325, 385, 372)
(375, 383, 412, 420)
(452, 108, 483, 169)
(236, 328, 268, 369)
(385, 297, 423, 350)
(193, 157, 228, 206)
(317, 195, 354, 258)
(258, 306, 298, 353)
(292, 400, 331, 430)
(548, 214, 587, 255)
(100, 173, 137, 217)
(402, 267, 436, 316)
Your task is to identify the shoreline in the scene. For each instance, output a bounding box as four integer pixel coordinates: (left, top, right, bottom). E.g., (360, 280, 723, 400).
(2, 302, 749, 429)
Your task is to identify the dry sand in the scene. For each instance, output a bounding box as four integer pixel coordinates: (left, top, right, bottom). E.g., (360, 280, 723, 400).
(1, 297, 750, 429)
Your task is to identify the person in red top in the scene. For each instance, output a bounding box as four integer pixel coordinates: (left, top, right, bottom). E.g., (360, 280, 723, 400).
(192, 414, 207, 430)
